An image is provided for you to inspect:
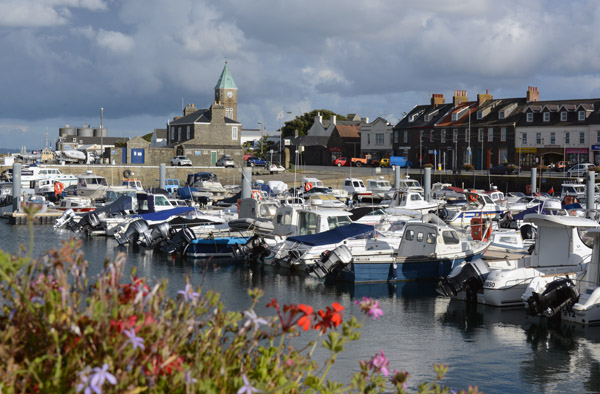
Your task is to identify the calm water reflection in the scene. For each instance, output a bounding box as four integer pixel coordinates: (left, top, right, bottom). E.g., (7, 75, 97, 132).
(2, 221, 600, 393)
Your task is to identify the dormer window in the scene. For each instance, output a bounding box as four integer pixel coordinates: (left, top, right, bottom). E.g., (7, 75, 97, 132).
(526, 113, 533, 122)
(452, 113, 458, 121)
(561, 111, 567, 121)
(543, 112, 550, 122)
(579, 111, 586, 121)
(424, 115, 430, 122)
(499, 111, 505, 120)
(476, 111, 483, 120)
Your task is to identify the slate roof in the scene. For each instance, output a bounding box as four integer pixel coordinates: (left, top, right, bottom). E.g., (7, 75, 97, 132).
(169, 109, 240, 125)
(298, 136, 329, 147)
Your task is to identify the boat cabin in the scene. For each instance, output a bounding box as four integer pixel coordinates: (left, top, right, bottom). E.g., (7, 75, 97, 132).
(273, 206, 352, 236)
(136, 192, 174, 213)
(396, 178, 424, 193)
(186, 172, 220, 186)
(397, 222, 468, 257)
(366, 178, 393, 193)
(121, 179, 144, 191)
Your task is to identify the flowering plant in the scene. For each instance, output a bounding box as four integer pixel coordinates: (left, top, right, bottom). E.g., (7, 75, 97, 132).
(0, 231, 480, 393)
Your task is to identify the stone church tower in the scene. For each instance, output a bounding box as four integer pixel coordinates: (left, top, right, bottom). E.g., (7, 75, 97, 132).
(214, 61, 238, 121)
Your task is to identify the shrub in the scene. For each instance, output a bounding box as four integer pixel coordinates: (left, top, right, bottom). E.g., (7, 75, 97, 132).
(462, 164, 474, 171)
(423, 163, 434, 168)
(0, 211, 479, 393)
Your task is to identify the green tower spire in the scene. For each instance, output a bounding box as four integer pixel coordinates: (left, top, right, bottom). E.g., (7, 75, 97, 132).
(214, 62, 238, 90)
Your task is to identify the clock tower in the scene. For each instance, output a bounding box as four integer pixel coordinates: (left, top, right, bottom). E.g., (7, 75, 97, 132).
(214, 61, 238, 121)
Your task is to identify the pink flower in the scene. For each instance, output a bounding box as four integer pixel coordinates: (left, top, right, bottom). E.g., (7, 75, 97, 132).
(369, 351, 389, 376)
(354, 297, 384, 320)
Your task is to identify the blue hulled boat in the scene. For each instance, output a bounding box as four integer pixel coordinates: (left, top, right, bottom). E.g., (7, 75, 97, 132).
(184, 237, 250, 258)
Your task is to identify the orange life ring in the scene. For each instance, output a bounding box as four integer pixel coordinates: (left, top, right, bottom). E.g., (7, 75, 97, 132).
(251, 190, 262, 201)
(305, 182, 313, 192)
(469, 194, 477, 202)
(54, 181, 64, 196)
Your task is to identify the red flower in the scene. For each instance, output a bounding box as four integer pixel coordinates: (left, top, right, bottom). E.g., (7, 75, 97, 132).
(314, 302, 344, 333)
(297, 304, 314, 331)
(266, 298, 280, 311)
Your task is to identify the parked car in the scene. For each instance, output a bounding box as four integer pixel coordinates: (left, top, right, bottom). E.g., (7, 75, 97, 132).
(164, 178, 181, 194)
(489, 163, 519, 175)
(170, 156, 192, 166)
(216, 155, 235, 168)
(553, 160, 572, 172)
(268, 163, 285, 174)
(245, 156, 267, 167)
(566, 162, 595, 177)
(333, 157, 350, 167)
(378, 158, 391, 168)
(389, 156, 412, 169)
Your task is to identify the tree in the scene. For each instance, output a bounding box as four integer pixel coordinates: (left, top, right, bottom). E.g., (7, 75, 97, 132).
(281, 110, 347, 138)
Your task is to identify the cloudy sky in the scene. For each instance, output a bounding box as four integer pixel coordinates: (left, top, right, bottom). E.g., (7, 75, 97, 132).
(1, 0, 600, 149)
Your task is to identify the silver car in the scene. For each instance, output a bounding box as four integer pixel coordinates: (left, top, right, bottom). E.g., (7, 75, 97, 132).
(216, 155, 235, 168)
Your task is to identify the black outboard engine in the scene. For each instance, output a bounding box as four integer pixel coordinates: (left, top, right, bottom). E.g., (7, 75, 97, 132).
(525, 278, 579, 318)
(54, 209, 76, 230)
(160, 227, 196, 254)
(231, 235, 270, 262)
(75, 211, 101, 235)
(115, 219, 149, 246)
(307, 245, 353, 279)
(437, 260, 490, 302)
(138, 222, 172, 248)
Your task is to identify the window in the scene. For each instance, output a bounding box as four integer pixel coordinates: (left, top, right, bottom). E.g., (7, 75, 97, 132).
(501, 127, 507, 142)
(232, 126, 238, 140)
(536, 133, 541, 144)
(419, 130, 423, 142)
(226, 108, 233, 118)
(186, 126, 190, 139)
(441, 129, 446, 143)
(477, 111, 483, 120)
(522, 133, 527, 145)
(597, 131, 600, 143)
(487, 128, 493, 142)
(426, 233, 436, 244)
(393, 131, 398, 144)
(561, 111, 567, 121)
(452, 112, 458, 121)
(442, 230, 460, 244)
(405, 230, 414, 241)
(403, 131, 407, 143)
(170, 126, 175, 139)
(580, 132, 585, 144)
(478, 128, 483, 142)
(417, 232, 424, 242)
(551, 132, 555, 144)
(453, 129, 458, 143)
(527, 113, 533, 122)
(178, 127, 181, 140)
(543, 112, 550, 122)
(579, 111, 586, 121)
(376, 133, 384, 145)
(499, 111, 505, 120)
(465, 128, 470, 142)
(367, 134, 371, 145)
(566, 132, 570, 144)
(429, 130, 433, 142)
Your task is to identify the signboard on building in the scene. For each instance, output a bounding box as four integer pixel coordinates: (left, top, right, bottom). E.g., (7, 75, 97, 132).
(566, 148, 588, 154)
(329, 147, 342, 152)
(515, 147, 537, 153)
(592, 145, 600, 151)
(284, 139, 291, 146)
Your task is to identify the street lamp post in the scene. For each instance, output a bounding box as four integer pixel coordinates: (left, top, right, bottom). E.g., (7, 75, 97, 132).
(100, 107, 104, 164)
(257, 122, 264, 156)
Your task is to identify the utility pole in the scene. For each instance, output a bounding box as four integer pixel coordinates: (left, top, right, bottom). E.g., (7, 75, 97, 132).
(100, 107, 104, 164)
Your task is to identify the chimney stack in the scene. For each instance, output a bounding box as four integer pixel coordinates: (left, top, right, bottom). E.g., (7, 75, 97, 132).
(184, 103, 197, 116)
(526, 86, 540, 103)
(477, 89, 493, 106)
(453, 90, 468, 107)
(431, 93, 445, 107)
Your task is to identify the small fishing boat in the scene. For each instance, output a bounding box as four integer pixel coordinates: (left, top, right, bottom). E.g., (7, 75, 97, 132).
(184, 236, 250, 258)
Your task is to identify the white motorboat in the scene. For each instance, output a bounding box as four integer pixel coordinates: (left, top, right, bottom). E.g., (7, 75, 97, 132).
(388, 190, 443, 214)
(441, 191, 505, 228)
(522, 228, 600, 324)
(74, 172, 108, 200)
(185, 172, 228, 202)
(438, 214, 599, 307)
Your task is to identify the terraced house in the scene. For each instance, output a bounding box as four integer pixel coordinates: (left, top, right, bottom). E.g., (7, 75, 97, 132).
(393, 86, 600, 170)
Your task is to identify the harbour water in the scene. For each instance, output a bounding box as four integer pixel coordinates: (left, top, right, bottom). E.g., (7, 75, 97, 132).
(2, 221, 600, 393)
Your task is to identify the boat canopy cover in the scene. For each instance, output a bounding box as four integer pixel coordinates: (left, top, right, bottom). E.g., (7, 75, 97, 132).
(176, 187, 199, 200)
(135, 207, 194, 221)
(287, 223, 376, 246)
(94, 195, 134, 216)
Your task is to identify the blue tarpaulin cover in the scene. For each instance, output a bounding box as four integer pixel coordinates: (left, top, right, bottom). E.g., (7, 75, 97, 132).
(134, 207, 194, 221)
(286, 223, 376, 246)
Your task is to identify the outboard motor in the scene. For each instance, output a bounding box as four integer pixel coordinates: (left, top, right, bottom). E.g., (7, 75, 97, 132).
(115, 219, 149, 246)
(307, 245, 353, 279)
(524, 278, 579, 318)
(54, 209, 76, 230)
(231, 235, 270, 263)
(138, 222, 172, 248)
(437, 260, 490, 302)
(160, 227, 196, 254)
(75, 211, 101, 235)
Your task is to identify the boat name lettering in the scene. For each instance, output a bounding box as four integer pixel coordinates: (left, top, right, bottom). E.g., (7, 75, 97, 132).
(483, 281, 495, 288)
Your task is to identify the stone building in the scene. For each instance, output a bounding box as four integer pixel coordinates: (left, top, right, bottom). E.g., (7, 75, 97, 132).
(166, 62, 243, 166)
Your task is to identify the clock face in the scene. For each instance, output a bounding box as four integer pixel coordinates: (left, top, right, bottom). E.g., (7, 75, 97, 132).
(226, 91, 233, 98)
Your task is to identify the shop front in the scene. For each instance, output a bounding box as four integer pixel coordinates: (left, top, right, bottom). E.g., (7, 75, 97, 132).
(592, 145, 600, 165)
(566, 147, 589, 164)
(516, 147, 537, 169)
